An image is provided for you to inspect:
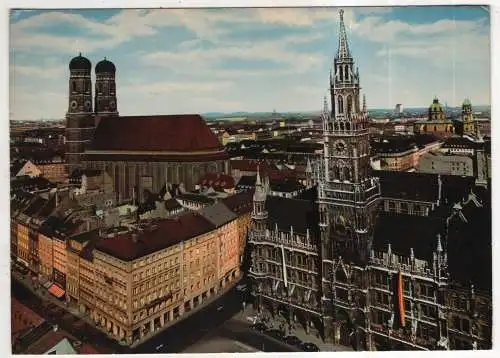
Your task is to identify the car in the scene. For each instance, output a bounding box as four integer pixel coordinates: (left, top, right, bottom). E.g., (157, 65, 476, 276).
(251, 322, 268, 332)
(236, 284, 248, 292)
(284, 335, 302, 347)
(266, 329, 284, 340)
(300, 342, 320, 352)
(246, 315, 258, 323)
(155, 343, 165, 351)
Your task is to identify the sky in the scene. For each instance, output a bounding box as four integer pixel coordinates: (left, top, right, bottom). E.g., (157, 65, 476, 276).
(9, 6, 491, 121)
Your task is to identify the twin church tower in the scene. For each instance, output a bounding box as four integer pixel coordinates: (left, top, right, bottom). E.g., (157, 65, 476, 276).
(65, 54, 118, 173)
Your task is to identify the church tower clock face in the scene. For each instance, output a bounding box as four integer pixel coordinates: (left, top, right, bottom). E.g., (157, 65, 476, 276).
(334, 139, 347, 154)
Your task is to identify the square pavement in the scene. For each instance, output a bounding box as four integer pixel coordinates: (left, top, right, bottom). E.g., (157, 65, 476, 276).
(235, 305, 353, 352)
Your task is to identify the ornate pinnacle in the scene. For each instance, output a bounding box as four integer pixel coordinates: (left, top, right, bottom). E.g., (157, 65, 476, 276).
(336, 9, 352, 60)
(323, 95, 329, 114)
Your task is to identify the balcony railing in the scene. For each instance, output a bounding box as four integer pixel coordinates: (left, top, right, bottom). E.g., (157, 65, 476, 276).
(370, 252, 433, 278)
(249, 232, 318, 253)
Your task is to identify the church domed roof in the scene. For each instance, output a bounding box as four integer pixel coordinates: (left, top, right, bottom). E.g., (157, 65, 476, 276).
(95, 58, 116, 74)
(429, 97, 444, 113)
(69, 53, 91, 71)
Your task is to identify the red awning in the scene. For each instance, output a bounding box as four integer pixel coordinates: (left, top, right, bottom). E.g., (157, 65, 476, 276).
(48, 284, 65, 298)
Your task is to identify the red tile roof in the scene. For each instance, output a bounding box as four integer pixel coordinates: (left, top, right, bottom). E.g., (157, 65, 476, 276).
(90, 114, 224, 152)
(221, 190, 254, 215)
(230, 160, 274, 172)
(11, 298, 44, 342)
(85, 151, 229, 162)
(23, 331, 68, 354)
(78, 343, 102, 354)
(95, 212, 216, 261)
(198, 172, 235, 189)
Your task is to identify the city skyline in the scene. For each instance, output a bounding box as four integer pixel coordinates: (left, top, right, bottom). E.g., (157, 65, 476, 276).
(10, 6, 490, 121)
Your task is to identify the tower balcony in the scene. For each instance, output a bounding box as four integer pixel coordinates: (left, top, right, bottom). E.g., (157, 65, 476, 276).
(251, 212, 268, 220)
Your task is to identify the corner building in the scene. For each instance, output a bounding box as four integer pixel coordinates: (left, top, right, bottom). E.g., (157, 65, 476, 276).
(75, 208, 241, 345)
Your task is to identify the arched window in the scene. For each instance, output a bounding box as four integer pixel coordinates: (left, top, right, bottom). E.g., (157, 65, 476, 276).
(339, 66, 344, 82)
(336, 268, 347, 282)
(347, 95, 353, 114)
(338, 96, 344, 114)
(72, 81, 77, 92)
(338, 163, 345, 180)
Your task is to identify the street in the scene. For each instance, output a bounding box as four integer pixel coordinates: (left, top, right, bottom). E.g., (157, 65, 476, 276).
(13, 275, 297, 354)
(132, 281, 297, 353)
(11, 279, 126, 354)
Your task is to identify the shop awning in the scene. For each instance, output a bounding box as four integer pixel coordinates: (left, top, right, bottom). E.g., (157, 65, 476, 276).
(48, 284, 65, 298)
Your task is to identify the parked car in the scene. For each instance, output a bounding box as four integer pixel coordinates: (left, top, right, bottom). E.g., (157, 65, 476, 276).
(300, 342, 320, 352)
(284, 335, 302, 347)
(236, 284, 248, 292)
(155, 343, 165, 351)
(251, 322, 268, 332)
(266, 329, 284, 341)
(246, 315, 258, 323)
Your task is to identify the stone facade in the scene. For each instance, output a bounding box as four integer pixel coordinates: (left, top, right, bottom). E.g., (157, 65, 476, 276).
(247, 9, 491, 351)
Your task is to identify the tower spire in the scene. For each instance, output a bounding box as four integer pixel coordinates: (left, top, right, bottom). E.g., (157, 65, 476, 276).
(256, 164, 262, 187)
(336, 9, 352, 60)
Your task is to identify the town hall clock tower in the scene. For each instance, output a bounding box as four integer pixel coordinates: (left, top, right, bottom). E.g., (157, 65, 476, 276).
(318, 9, 381, 349)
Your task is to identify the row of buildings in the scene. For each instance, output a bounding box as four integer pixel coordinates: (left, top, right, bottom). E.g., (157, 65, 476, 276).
(11, 170, 254, 345)
(246, 9, 492, 351)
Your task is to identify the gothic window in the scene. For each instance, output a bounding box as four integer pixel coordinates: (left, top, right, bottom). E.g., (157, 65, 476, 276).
(347, 95, 353, 114)
(339, 66, 344, 82)
(98, 83, 103, 94)
(335, 268, 347, 282)
(72, 81, 77, 92)
(337, 164, 344, 181)
(85, 80, 90, 93)
(338, 96, 344, 114)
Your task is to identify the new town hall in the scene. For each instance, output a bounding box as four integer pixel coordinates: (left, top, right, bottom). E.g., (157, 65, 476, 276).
(247, 10, 491, 351)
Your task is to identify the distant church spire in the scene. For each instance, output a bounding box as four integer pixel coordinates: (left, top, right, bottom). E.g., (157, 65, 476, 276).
(336, 9, 352, 60)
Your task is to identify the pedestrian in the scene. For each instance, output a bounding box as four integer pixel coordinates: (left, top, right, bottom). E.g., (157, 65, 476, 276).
(242, 301, 246, 311)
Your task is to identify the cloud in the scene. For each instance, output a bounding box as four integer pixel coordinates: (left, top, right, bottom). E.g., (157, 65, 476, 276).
(8, 7, 490, 120)
(120, 80, 233, 95)
(10, 89, 66, 120)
